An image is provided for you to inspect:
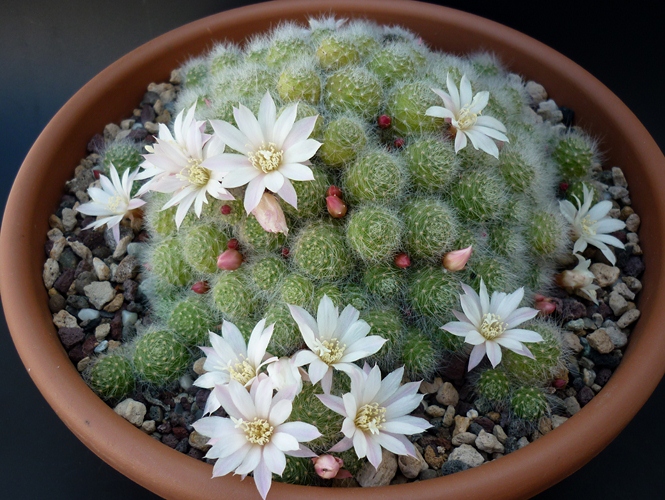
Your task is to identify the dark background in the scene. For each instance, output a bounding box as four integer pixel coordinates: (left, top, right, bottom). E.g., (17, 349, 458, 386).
(1, 1, 663, 498)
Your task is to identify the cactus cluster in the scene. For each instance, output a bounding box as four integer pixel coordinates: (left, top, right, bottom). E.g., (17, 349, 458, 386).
(87, 18, 595, 423)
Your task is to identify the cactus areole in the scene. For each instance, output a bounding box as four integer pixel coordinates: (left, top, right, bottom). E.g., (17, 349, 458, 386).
(2, 2, 665, 500)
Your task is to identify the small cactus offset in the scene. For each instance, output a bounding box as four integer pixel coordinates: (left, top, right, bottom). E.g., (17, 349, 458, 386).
(475, 368, 510, 403)
(510, 386, 549, 421)
(87, 354, 135, 400)
(133, 330, 191, 385)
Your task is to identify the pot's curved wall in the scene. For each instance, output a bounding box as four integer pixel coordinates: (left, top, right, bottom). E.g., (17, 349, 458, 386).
(2, 1, 665, 499)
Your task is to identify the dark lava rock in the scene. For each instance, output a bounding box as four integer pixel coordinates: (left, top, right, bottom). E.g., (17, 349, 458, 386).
(161, 433, 179, 449)
(58, 327, 85, 349)
(503, 436, 519, 454)
(67, 344, 86, 364)
(468, 423, 483, 435)
(54, 268, 76, 295)
(577, 386, 595, 407)
(624, 256, 645, 277)
(588, 350, 622, 369)
(74, 271, 97, 295)
(66, 295, 89, 310)
(187, 448, 205, 460)
(418, 469, 439, 480)
(128, 128, 148, 141)
(79, 228, 107, 251)
(441, 355, 467, 381)
(141, 104, 156, 123)
(87, 134, 105, 154)
(110, 311, 123, 341)
(142, 91, 160, 106)
(559, 298, 587, 321)
(123, 279, 138, 301)
(474, 416, 495, 433)
(175, 438, 190, 454)
(173, 426, 189, 440)
(81, 335, 97, 356)
(58, 248, 79, 270)
(440, 460, 470, 476)
(595, 368, 612, 387)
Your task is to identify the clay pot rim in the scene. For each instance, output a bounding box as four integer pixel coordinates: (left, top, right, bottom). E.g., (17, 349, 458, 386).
(2, 1, 665, 499)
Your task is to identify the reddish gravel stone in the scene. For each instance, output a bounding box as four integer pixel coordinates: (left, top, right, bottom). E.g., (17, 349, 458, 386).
(81, 335, 97, 356)
(67, 344, 86, 365)
(577, 386, 595, 406)
(58, 327, 85, 349)
(474, 416, 495, 433)
(53, 269, 76, 295)
(161, 433, 179, 449)
(173, 426, 190, 440)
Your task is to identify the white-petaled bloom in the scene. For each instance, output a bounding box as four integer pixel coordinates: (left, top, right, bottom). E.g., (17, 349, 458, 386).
(317, 364, 431, 469)
(556, 253, 600, 304)
(194, 319, 278, 414)
(193, 377, 321, 500)
(266, 357, 303, 395)
(210, 91, 321, 214)
(308, 16, 347, 31)
(441, 279, 542, 371)
(76, 163, 146, 244)
(136, 103, 234, 228)
(425, 74, 509, 158)
(289, 295, 387, 394)
(559, 184, 626, 265)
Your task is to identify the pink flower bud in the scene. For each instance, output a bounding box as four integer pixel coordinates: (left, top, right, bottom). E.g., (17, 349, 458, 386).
(442, 245, 472, 271)
(534, 295, 557, 316)
(217, 249, 243, 271)
(326, 195, 347, 218)
(227, 238, 239, 250)
(251, 192, 289, 234)
(220, 204, 232, 215)
(394, 253, 411, 269)
(191, 281, 210, 294)
(326, 185, 343, 198)
(312, 455, 348, 479)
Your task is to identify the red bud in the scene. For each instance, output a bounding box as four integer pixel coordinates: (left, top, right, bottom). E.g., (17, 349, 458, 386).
(217, 249, 243, 270)
(394, 253, 411, 269)
(327, 185, 343, 198)
(377, 114, 392, 129)
(393, 137, 405, 149)
(221, 204, 232, 215)
(326, 195, 347, 218)
(191, 281, 210, 294)
(227, 238, 239, 250)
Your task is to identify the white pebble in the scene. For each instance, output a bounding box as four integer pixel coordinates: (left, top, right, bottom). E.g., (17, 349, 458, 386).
(94, 340, 109, 353)
(179, 373, 194, 391)
(122, 310, 138, 326)
(78, 308, 100, 321)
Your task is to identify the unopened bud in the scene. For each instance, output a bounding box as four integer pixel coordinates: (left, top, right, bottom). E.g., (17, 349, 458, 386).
(442, 245, 472, 271)
(312, 455, 351, 479)
(326, 185, 343, 198)
(327, 195, 347, 218)
(227, 238, 239, 250)
(377, 114, 392, 129)
(394, 253, 411, 269)
(217, 249, 243, 271)
(191, 281, 210, 294)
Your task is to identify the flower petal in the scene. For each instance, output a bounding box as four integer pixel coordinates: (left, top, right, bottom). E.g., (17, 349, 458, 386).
(252, 459, 273, 500)
(485, 340, 502, 367)
(468, 343, 487, 371)
(244, 175, 267, 214)
(277, 177, 298, 209)
(262, 442, 286, 476)
(282, 139, 322, 165)
(210, 119, 250, 155)
(365, 436, 383, 469)
(276, 421, 322, 442)
(271, 431, 300, 452)
(235, 444, 263, 476)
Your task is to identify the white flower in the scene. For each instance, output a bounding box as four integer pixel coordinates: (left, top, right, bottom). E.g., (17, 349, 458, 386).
(137, 103, 233, 228)
(425, 74, 509, 158)
(308, 16, 347, 31)
(441, 279, 542, 371)
(194, 319, 277, 414)
(76, 163, 146, 243)
(266, 357, 303, 395)
(211, 91, 321, 214)
(559, 184, 626, 265)
(192, 376, 321, 500)
(289, 295, 387, 394)
(556, 253, 600, 304)
(317, 364, 431, 469)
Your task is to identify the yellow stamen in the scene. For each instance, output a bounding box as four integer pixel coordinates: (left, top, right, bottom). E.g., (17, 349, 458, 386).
(232, 416, 274, 445)
(248, 143, 283, 173)
(107, 195, 124, 213)
(228, 357, 256, 386)
(479, 313, 507, 340)
(580, 216, 596, 236)
(177, 158, 211, 187)
(354, 403, 386, 435)
(314, 338, 346, 365)
(457, 105, 478, 129)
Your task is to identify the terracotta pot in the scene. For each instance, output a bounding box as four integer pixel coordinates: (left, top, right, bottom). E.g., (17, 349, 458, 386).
(2, 1, 664, 498)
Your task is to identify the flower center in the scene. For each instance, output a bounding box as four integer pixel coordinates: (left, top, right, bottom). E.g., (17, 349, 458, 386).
(313, 338, 346, 365)
(579, 216, 597, 236)
(457, 105, 478, 129)
(228, 357, 256, 386)
(354, 403, 386, 435)
(479, 313, 507, 340)
(107, 195, 125, 213)
(248, 143, 283, 173)
(177, 159, 211, 187)
(232, 417, 274, 445)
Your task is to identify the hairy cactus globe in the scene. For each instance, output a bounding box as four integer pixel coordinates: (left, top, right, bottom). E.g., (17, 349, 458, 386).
(76, 16, 631, 495)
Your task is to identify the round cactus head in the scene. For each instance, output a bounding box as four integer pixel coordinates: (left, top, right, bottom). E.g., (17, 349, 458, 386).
(88, 355, 135, 400)
(211, 271, 257, 320)
(249, 255, 288, 293)
(553, 133, 596, 181)
(150, 238, 193, 287)
(180, 224, 228, 274)
(401, 328, 438, 380)
(279, 273, 315, 308)
(133, 330, 191, 385)
(388, 81, 444, 135)
(318, 116, 367, 167)
(402, 197, 458, 259)
(404, 137, 460, 192)
(324, 66, 383, 118)
(346, 205, 403, 262)
(502, 320, 564, 385)
(167, 296, 217, 346)
(511, 386, 549, 421)
(475, 368, 510, 402)
(344, 149, 406, 203)
(292, 222, 354, 280)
